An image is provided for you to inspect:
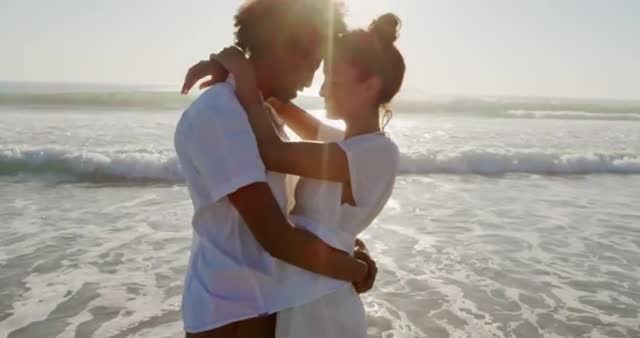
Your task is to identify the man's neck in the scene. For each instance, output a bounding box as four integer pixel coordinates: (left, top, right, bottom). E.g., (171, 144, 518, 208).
(249, 56, 273, 100)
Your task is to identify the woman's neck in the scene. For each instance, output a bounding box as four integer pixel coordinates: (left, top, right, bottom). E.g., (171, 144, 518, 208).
(343, 110, 381, 139)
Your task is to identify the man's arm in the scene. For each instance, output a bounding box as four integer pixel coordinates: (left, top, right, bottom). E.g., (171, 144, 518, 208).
(229, 182, 367, 282)
(184, 88, 366, 283)
(352, 238, 378, 293)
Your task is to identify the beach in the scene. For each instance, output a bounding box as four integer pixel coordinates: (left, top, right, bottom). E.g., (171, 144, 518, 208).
(1, 83, 639, 337)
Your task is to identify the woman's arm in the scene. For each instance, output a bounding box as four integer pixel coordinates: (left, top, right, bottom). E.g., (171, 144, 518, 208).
(267, 99, 324, 140)
(243, 99, 351, 183)
(215, 48, 352, 183)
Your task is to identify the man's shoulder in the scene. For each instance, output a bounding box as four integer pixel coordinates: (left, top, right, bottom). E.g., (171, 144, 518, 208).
(185, 82, 247, 124)
(192, 82, 240, 109)
(180, 82, 253, 138)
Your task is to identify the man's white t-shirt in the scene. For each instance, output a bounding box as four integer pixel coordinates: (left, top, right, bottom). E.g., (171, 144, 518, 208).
(174, 78, 293, 333)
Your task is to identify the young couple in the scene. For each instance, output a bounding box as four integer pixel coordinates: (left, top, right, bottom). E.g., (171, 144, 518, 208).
(175, 0, 405, 337)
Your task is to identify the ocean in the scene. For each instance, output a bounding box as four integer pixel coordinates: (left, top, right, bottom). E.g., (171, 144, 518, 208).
(1, 82, 639, 337)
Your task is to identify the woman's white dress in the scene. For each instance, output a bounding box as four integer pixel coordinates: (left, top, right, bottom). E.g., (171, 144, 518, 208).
(275, 125, 399, 338)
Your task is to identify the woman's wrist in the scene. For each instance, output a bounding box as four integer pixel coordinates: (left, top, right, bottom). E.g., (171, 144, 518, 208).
(269, 100, 300, 119)
(266, 98, 287, 114)
(204, 59, 228, 79)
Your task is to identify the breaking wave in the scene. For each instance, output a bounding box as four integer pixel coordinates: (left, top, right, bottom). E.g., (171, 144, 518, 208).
(2, 147, 639, 183)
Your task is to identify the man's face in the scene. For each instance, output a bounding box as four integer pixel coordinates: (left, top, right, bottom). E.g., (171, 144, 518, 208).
(267, 31, 324, 102)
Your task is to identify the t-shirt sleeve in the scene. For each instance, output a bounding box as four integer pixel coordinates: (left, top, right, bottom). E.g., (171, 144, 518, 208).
(337, 135, 399, 208)
(186, 86, 267, 204)
(316, 123, 345, 142)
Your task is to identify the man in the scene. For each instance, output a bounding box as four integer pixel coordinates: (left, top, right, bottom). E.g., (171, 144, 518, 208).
(175, 1, 377, 337)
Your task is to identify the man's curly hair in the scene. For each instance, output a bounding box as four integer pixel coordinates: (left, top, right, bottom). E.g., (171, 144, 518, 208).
(234, 0, 347, 56)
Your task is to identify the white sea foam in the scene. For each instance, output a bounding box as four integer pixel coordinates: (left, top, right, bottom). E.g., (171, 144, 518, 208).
(399, 149, 640, 175)
(0, 147, 182, 182)
(504, 110, 640, 121)
(2, 146, 639, 183)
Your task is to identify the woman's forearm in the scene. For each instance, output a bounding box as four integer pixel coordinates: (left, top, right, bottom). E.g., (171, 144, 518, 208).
(236, 94, 284, 148)
(268, 100, 321, 140)
(237, 95, 351, 182)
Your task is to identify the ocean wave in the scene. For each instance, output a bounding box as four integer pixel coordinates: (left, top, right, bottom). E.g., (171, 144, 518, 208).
(1, 147, 639, 183)
(390, 96, 640, 116)
(399, 150, 640, 175)
(0, 148, 183, 182)
(504, 110, 640, 121)
(1, 91, 639, 119)
(0, 92, 192, 110)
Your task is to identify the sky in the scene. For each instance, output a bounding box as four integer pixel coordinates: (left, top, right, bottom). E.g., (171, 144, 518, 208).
(1, 0, 639, 100)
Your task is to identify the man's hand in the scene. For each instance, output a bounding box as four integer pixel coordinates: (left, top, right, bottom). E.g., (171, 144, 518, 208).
(181, 60, 228, 95)
(228, 183, 368, 282)
(353, 248, 377, 293)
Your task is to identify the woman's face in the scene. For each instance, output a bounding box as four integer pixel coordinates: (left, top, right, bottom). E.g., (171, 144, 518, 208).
(320, 59, 379, 120)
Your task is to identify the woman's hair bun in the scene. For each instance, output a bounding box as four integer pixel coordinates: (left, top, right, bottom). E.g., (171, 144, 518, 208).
(369, 13, 401, 45)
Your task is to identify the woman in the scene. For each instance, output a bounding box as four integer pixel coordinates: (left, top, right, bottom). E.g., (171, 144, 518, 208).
(207, 13, 406, 338)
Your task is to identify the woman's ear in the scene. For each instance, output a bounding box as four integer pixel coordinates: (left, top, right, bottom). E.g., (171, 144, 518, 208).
(364, 76, 383, 102)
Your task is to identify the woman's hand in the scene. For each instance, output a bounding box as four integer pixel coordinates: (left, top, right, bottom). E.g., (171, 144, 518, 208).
(181, 59, 228, 95)
(211, 47, 262, 106)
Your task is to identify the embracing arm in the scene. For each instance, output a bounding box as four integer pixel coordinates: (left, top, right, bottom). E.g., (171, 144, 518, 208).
(211, 48, 352, 183)
(243, 100, 351, 183)
(267, 99, 329, 141)
(178, 54, 339, 141)
(229, 182, 367, 282)
(235, 106, 379, 288)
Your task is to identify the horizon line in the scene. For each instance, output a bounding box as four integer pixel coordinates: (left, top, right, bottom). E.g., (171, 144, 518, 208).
(1, 79, 638, 103)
